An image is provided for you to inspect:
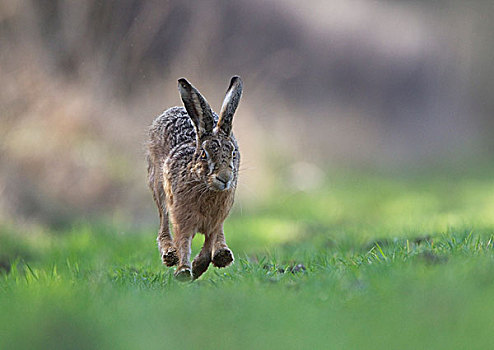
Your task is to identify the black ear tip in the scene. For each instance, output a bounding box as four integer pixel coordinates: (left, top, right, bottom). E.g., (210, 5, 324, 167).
(229, 76, 243, 92)
(231, 76, 242, 84)
(177, 78, 190, 89)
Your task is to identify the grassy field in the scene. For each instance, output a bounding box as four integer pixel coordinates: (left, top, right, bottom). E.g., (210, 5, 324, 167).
(2, 170, 494, 349)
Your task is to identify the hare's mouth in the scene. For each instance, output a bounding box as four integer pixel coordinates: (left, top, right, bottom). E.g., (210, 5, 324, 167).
(210, 177, 231, 191)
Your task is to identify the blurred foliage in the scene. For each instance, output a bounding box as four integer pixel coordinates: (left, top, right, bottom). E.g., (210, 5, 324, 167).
(2, 0, 494, 226)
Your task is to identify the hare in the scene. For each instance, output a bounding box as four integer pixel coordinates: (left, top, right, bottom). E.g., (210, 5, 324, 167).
(146, 76, 243, 281)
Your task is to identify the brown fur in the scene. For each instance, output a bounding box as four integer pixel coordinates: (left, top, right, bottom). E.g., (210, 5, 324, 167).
(147, 76, 243, 281)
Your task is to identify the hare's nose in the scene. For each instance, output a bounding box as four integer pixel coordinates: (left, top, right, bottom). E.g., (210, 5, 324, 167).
(216, 169, 233, 184)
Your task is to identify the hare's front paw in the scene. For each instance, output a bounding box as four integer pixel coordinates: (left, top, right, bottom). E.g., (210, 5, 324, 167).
(174, 265, 193, 282)
(192, 255, 211, 280)
(212, 248, 234, 268)
(161, 246, 179, 267)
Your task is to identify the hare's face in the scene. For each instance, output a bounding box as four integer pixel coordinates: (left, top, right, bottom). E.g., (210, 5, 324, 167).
(196, 137, 239, 191)
(178, 75, 243, 191)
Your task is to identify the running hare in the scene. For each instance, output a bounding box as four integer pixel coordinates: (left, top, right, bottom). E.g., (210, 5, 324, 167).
(147, 76, 243, 281)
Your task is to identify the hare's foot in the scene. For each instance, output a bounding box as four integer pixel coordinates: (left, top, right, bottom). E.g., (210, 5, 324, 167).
(212, 248, 234, 268)
(192, 254, 211, 280)
(161, 246, 179, 267)
(174, 265, 193, 282)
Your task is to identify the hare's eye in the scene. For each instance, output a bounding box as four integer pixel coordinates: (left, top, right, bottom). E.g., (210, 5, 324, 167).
(232, 150, 237, 159)
(200, 150, 207, 160)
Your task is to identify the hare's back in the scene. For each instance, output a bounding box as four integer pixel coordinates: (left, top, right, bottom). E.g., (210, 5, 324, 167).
(149, 107, 197, 156)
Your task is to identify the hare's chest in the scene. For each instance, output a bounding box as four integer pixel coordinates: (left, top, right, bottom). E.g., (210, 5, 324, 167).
(196, 193, 234, 229)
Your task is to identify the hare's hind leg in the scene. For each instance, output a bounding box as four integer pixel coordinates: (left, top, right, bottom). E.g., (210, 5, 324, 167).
(173, 226, 194, 281)
(211, 229, 234, 268)
(148, 160, 178, 266)
(157, 208, 178, 267)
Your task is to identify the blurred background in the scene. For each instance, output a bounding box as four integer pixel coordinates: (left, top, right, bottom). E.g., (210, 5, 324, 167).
(1, 0, 494, 229)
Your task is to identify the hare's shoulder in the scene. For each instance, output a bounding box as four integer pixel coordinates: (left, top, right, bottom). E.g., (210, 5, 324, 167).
(166, 141, 196, 174)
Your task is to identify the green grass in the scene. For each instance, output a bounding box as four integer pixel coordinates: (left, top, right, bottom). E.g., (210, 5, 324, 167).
(2, 171, 494, 349)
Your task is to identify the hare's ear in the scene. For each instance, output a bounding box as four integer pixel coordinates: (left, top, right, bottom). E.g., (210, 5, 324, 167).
(217, 76, 243, 136)
(178, 78, 215, 138)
